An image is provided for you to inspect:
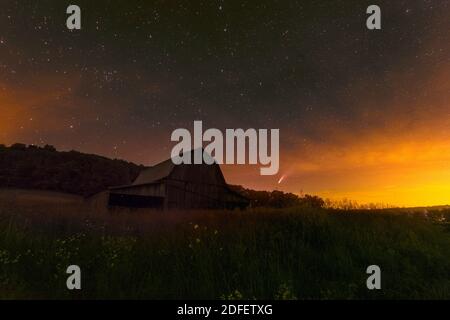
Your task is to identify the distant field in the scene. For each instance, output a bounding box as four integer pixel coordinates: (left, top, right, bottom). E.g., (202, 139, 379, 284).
(0, 188, 83, 204)
(0, 194, 449, 299)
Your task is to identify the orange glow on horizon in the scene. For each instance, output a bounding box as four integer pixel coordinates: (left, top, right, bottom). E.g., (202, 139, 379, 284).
(280, 134, 450, 207)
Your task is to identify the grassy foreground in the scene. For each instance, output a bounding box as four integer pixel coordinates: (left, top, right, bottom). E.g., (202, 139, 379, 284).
(0, 203, 449, 299)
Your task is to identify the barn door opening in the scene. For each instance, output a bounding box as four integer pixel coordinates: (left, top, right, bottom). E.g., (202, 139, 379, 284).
(108, 193, 164, 209)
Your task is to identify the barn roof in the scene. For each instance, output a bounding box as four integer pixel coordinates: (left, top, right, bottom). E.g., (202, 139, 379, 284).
(131, 148, 216, 186)
(133, 158, 175, 185)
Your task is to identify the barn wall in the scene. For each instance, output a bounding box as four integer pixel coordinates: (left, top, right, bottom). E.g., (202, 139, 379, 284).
(165, 179, 247, 209)
(170, 162, 226, 186)
(108, 193, 164, 208)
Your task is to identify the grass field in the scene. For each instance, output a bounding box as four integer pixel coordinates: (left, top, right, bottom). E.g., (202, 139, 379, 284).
(0, 195, 449, 300)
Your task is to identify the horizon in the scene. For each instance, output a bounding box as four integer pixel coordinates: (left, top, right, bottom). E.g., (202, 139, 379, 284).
(1, 1, 449, 208)
(2, 142, 449, 209)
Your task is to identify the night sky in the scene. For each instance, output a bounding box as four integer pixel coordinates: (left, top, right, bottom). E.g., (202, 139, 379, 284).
(1, 0, 449, 206)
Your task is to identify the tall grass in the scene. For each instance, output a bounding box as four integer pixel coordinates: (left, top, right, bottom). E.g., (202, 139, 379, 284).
(0, 202, 449, 299)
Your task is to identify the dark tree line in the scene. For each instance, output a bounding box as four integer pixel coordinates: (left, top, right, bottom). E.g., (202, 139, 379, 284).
(231, 185, 325, 209)
(0, 144, 142, 196)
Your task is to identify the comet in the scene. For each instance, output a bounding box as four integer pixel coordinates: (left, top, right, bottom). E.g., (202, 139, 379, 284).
(278, 174, 286, 184)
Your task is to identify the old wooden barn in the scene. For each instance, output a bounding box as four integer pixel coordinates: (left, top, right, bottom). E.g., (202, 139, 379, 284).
(89, 149, 249, 210)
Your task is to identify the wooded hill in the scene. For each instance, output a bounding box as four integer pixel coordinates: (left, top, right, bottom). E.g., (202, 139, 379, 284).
(0, 144, 142, 197)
